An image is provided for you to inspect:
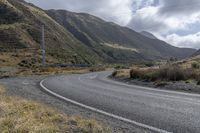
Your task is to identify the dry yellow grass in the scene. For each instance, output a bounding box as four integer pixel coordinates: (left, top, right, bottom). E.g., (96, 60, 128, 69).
(0, 86, 110, 133)
(0, 51, 106, 77)
(0, 85, 5, 94)
(0, 51, 57, 67)
(113, 69, 130, 78)
(15, 67, 93, 76)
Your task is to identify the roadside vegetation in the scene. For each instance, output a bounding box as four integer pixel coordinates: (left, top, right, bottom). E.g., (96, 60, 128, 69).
(129, 65, 199, 82)
(0, 50, 107, 78)
(0, 85, 110, 133)
(112, 58, 200, 86)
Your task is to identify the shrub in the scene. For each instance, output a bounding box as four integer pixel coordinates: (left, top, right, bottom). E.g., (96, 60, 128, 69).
(185, 69, 199, 80)
(130, 69, 158, 81)
(192, 62, 200, 69)
(112, 71, 118, 77)
(166, 66, 185, 81)
(130, 69, 144, 79)
(18, 58, 37, 68)
(143, 71, 159, 81)
(129, 65, 200, 82)
(197, 80, 200, 85)
(145, 62, 154, 67)
(130, 66, 186, 81)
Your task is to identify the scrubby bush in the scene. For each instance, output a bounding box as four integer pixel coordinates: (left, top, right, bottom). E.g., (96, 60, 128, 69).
(112, 71, 118, 77)
(129, 65, 199, 82)
(162, 66, 185, 81)
(130, 69, 144, 79)
(197, 80, 200, 85)
(192, 62, 200, 69)
(145, 62, 154, 67)
(18, 58, 37, 68)
(143, 71, 159, 81)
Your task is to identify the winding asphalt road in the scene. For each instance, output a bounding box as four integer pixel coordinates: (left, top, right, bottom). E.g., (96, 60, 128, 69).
(40, 71, 200, 133)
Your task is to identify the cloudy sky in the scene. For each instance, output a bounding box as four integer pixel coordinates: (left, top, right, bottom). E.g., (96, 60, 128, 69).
(25, 0, 200, 49)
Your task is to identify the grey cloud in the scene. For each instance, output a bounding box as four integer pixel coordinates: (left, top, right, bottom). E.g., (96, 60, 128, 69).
(128, 0, 200, 33)
(127, 13, 167, 32)
(159, 0, 200, 16)
(166, 33, 200, 49)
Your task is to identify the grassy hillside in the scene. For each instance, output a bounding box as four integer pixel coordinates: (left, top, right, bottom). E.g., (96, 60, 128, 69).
(0, 0, 101, 66)
(47, 9, 196, 62)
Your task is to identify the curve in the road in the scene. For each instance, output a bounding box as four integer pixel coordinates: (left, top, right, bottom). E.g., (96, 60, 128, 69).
(40, 79, 170, 133)
(40, 71, 200, 133)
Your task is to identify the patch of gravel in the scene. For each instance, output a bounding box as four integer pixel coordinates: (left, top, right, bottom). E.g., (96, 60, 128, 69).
(0, 76, 152, 133)
(111, 76, 200, 94)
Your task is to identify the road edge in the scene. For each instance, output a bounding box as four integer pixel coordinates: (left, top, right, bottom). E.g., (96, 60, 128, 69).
(40, 78, 171, 133)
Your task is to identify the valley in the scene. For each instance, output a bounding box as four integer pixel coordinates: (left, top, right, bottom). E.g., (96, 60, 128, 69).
(1, 0, 200, 133)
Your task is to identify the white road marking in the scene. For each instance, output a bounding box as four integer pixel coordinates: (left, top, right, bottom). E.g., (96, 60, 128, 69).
(40, 79, 171, 133)
(78, 73, 200, 105)
(88, 74, 97, 79)
(22, 81, 29, 85)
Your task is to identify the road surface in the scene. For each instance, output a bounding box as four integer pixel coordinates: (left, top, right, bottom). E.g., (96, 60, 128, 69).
(41, 71, 200, 133)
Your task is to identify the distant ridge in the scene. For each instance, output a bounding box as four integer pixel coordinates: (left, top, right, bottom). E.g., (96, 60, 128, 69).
(192, 49, 200, 57)
(140, 31, 157, 39)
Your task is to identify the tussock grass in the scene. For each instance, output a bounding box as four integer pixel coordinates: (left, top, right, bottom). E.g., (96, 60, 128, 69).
(16, 67, 93, 76)
(112, 70, 130, 78)
(0, 86, 110, 133)
(0, 85, 5, 94)
(129, 65, 200, 82)
(112, 63, 200, 85)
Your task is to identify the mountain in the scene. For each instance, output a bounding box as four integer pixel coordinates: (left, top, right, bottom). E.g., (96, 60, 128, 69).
(0, 0, 196, 65)
(140, 31, 157, 39)
(46, 9, 195, 61)
(192, 49, 200, 57)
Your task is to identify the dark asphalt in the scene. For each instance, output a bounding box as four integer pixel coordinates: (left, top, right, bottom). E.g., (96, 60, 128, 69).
(42, 71, 200, 133)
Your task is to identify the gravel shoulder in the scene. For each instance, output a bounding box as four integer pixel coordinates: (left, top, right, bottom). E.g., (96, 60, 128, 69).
(110, 76, 200, 94)
(0, 75, 151, 133)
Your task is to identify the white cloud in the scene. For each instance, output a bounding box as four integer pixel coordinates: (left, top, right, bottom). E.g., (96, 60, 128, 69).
(165, 33, 200, 49)
(128, 0, 200, 33)
(159, 0, 200, 16)
(128, 6, 168, 33)
(127, 0, 200, 49)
